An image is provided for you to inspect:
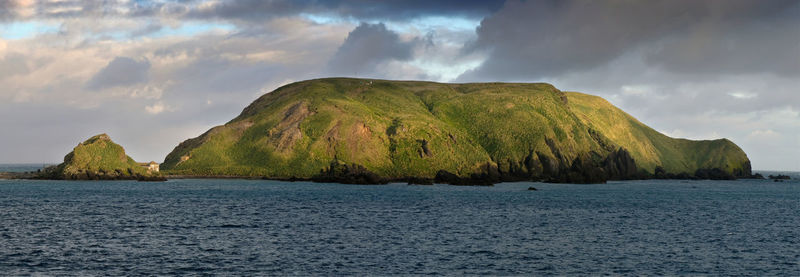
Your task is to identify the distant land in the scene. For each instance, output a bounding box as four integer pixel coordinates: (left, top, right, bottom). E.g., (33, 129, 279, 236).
(150, 78, 755, 185)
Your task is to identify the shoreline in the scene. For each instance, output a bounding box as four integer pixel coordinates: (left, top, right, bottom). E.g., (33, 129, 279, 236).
(2, 172, 775, 185)
(0, 172, 38, 179)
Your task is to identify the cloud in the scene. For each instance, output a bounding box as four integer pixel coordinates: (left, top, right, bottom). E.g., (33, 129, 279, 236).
(0, 1, 15, 20)
(327, 22, 416, 76)
(0, 15, 354, 163)
(0, 0, 797, 172)
(129, 23, 164, 37)
(86, 57, 151, 90)
(2, 0, 503, 23)
(0, 0, 33, 21)
(190, 0, 504, 22)
(458, 0, 799, 81)
(747, 129, 780, 141)
(449, 0, 800, 171)
(0, 51, 30, 78)
(643, 2, 800, 77)
(145, 101, 171, 115)
(728, 91, 757, 100)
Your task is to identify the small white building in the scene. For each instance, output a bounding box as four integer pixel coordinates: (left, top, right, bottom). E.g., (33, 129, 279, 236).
(140, 161, 159, 172)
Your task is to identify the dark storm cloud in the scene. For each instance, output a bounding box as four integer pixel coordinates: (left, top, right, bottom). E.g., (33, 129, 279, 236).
(458, 0, 799, 81)
(8, 0, 503, 22)
(86, 57, 151, 90)
(307, 0, 506, 20)
(327, 22, 415, 75)
(188, 0, 504, 21)
(644, 3, 800, 77)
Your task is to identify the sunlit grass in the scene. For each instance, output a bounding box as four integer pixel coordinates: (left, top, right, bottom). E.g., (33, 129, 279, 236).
(161, 78, 750, 178)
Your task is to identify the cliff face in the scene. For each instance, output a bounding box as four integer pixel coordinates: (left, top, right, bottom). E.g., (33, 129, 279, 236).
(161, 78, 751, 184)
(45, 134, 162, 180)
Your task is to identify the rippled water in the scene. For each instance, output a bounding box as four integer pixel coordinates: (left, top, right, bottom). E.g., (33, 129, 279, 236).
(0, 163, 52, 173)
(1, 178, 798, 275)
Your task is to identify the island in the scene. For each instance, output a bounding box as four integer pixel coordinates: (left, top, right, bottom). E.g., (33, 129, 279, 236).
(38, 134, 165, 181)
(157, 78, 754, 185)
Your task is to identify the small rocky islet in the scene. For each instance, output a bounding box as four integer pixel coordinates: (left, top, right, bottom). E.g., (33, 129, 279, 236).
(37, 134, 164, 181)
(33, 78, 760, 184)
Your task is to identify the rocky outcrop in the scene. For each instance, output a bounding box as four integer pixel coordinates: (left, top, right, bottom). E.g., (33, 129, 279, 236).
(768, 174, 791, 180)
(269, 102, 313, 154)
(435, 170, 495, 186)
(312, 160, 386, 184)
(432, 147, 641, 185)
(602, 148, 639, 180)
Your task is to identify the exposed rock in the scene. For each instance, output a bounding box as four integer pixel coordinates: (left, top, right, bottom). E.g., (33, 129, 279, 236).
(447, 133, 457, 144)
(269, 102, 313, 153)
(312, 160, 385, 184)
(602, 148, 638, 180)
(435, 170, 494, 186)
(694, 168, 737, 180)
(546, 154, 606, 184)
(406, 177, 434, 185)
(417, 139, 432, 158)
(733, 161, 753, 178)
(523, 150, 544, 177)
(768, 174, 791, 180)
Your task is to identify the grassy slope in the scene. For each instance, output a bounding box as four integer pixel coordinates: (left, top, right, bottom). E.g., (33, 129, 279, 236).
(162, 78, 750, 178)
(55, 134, 151, 178)
(566, 92, 750, 174)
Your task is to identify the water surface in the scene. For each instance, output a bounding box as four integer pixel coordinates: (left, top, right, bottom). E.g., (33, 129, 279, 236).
(0, 163, 52, 173)
(1, 178, 798, 275)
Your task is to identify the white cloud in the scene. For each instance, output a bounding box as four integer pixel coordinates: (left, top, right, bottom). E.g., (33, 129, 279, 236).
(729, 91, 757, 99)
(145, 101, 171, 115)
(747, 129, 780, 141)
(128, 84, 165, 100)
(621, 85, 653, 96)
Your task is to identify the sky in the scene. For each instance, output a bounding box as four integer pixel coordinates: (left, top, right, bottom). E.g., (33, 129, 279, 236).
(0, 0, 798, 171)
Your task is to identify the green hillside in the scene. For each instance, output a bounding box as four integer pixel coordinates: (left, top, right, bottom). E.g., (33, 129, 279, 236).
(566, 92, 751, 176)
(161, 78, 751, 183)
(45, 134, 162, 180)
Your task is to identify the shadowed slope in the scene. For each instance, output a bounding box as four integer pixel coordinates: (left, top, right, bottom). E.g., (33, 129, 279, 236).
(566, 92, 751, 176)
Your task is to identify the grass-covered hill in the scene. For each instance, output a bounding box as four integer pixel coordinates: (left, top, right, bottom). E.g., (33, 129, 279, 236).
(161, 78, 751, 184)
(43, 134, 163, 180)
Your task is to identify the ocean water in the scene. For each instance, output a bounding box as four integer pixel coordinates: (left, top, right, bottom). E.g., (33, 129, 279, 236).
(0, 163, 52, 173)
(0, 178, 797, 275)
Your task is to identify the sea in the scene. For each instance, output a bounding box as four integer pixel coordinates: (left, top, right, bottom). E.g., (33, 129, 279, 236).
(0, 171, 798, 275)
(0, 163, 53, 173)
